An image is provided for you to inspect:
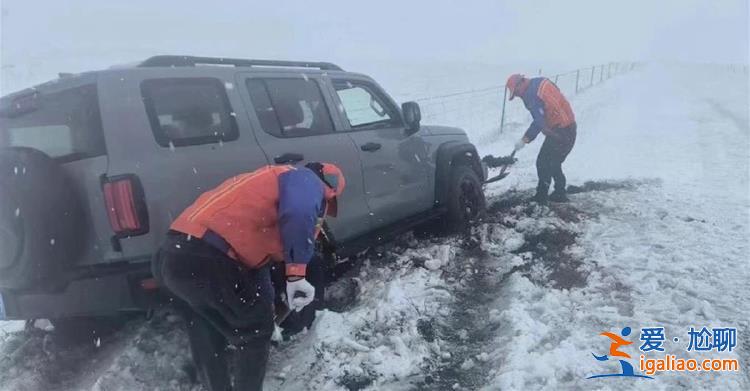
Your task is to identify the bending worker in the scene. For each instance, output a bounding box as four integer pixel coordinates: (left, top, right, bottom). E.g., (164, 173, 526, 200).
(153, 162, 345, 390)
(506, 74, 577, 203)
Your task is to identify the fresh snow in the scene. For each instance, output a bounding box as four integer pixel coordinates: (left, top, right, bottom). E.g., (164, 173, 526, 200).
(0, 63, 748, 390)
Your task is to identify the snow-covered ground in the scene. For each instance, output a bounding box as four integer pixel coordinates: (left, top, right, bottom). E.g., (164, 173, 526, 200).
(1, 63, 748, 390)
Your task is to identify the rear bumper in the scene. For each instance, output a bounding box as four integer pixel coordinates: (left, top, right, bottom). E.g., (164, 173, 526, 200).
(0, 261, 162, 320)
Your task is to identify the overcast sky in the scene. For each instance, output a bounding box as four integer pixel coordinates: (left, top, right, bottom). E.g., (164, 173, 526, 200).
(1, 0, 748, 91)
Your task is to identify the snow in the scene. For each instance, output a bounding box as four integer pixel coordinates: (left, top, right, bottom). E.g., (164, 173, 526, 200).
(1, 63, 748, 390)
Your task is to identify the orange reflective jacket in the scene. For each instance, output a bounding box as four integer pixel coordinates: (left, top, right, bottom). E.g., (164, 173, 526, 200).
(521, 77, 576, 141)
(170, 165, 293, 269)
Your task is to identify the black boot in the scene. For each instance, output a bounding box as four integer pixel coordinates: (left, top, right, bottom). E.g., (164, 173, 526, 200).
(530, 191, 548, 205)
(530, 181, 549, 205)
(549, 190, 569, 203)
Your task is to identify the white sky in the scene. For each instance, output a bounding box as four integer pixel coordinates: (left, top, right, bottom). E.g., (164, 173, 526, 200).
(0, 0, 748, 91)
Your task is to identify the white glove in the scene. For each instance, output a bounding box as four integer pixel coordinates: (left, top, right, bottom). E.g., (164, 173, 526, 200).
(514, 138, 526, 152)
(286, 278, 315, 311)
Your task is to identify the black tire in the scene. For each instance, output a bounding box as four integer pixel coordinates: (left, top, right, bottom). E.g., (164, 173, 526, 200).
(0, 147, 85, 290)
(50, 315, 132, 345)
(443, 164, 486, 232)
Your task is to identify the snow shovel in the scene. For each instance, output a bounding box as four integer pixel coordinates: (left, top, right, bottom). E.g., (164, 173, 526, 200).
(482, 150, 517, 184)
(274, 301, 293, 326)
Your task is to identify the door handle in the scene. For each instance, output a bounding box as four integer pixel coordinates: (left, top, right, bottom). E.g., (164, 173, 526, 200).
(360, 142, 382, 152)
(274, 153, 304, 164)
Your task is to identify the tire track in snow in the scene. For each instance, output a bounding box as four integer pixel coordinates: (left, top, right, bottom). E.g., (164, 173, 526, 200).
(414, 235, 503, 390)
(415, 182, 641, 390)
(0, 320, 142, 391)
(414, 197, 592, 390)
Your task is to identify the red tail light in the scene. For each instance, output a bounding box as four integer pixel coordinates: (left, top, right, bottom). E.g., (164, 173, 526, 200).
(140, 278, 159, 290)
(102, 174, 149, 236)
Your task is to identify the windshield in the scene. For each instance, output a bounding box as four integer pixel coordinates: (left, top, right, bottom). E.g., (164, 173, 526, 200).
(0, 84, 106, 161)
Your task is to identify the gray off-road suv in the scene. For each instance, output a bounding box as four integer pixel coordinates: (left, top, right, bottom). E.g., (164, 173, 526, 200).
(0, 55, 486, 325)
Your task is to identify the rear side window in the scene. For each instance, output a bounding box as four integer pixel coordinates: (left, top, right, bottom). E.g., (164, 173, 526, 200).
(246, 78, 334, 137)
(0, 84, 106, 161)
(141, 78, 238, 147)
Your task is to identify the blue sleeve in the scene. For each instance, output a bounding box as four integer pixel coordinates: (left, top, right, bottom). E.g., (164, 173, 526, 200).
(523, 79, 547, 141)
(277, 168, 325, 265)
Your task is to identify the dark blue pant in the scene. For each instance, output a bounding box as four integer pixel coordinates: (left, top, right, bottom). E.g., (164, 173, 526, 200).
(154, 232, 274, 391)
(536, 123, 577, 197)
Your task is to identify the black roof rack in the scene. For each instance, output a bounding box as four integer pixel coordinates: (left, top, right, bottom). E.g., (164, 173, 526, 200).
(138, 55, 343, 71)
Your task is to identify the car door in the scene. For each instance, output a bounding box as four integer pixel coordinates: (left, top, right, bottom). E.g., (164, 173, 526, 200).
(330, 78, 433, 229)
(235, 72, 371, 242)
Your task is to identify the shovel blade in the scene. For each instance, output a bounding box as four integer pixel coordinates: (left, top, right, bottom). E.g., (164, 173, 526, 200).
(484, 171, 510, 184)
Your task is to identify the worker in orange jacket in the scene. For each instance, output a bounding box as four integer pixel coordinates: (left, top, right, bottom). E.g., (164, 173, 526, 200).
(506, 74, 577, 204)
(153, 162, 345, 391)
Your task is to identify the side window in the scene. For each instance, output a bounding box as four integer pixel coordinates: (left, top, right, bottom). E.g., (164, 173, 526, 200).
(333, 81, 399, 129)
(246, 78, 334, 138)
(141, 78, 238, 147)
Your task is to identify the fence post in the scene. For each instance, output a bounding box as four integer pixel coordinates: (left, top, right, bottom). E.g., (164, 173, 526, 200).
(575, 69, 580, 94)
(590, 66, 595, 87)
(554, 74, 559, 84)
(600, 65, 604, 83)
(499, 86, 507, 134)
(538, 68, 542, 75)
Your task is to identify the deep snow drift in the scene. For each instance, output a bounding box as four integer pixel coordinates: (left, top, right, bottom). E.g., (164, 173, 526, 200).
(0, 63, 748, 390)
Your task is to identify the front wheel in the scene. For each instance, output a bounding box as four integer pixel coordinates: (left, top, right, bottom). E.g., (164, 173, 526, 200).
(443, 165, 486, 232)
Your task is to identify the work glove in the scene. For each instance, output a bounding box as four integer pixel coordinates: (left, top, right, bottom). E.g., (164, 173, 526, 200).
(514, 138, 526, 152)
(286, 278, 315, 312)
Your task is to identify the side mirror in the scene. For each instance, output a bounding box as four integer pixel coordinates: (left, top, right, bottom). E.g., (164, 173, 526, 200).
(402, 101, 421, 133)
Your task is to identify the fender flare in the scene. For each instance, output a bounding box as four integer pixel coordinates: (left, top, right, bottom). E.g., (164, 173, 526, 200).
(434, 142, 484, 207)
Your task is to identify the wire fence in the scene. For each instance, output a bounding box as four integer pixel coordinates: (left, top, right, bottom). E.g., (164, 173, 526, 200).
(413, 62, 639, 144)
(728, 64, 749, 74)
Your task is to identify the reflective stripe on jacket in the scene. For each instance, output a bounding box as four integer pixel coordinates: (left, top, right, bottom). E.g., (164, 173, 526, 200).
(170, 165, 325, 273)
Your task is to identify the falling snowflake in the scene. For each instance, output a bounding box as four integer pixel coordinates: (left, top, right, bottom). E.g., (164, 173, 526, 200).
(225, 82, 234, 90)
(168, 141, 175, 152)
(50, 238, 55, 246)
(15, 208, 20, 217)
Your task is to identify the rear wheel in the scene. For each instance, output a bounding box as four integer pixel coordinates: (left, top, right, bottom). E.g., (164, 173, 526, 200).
(50, 315, 133, 345)
(443, 164, 486, 232)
